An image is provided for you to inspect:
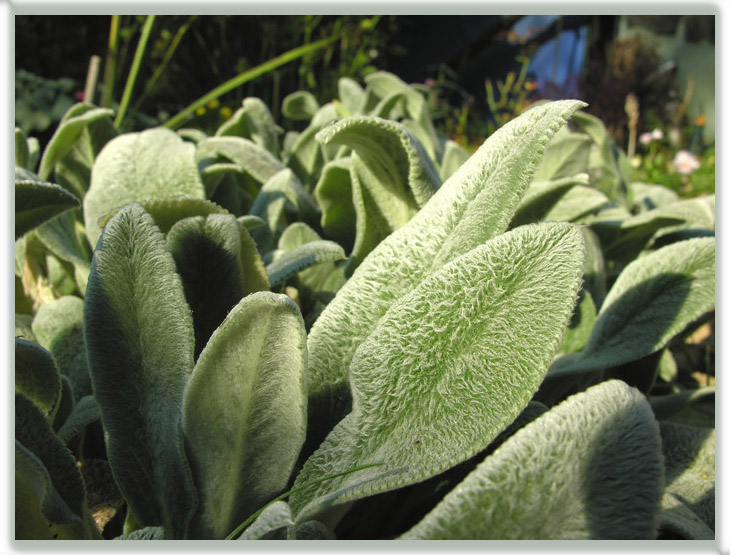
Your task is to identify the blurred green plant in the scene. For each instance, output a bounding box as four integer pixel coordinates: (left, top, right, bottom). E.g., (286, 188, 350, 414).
(15, 70, 79, 134)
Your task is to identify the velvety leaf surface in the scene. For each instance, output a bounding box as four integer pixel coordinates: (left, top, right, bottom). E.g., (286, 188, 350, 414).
(239, 501, 294, 540)
(15, 393, 86, 523)
(15, 441, 89, 539)
(183, 292, 307, 539)
(400, 380, 663, 539)
(35, 211, 92, 293)
(16, 179, 80, 239)
(38, 103, 115, 181)
(338, 77, 366, 115)
(267, 239, 346, 287)
(650, 387, 714, 427)
(84, 128, 205, 246)
(659, 493, 714, 539)
(556, 288, 596, 355)
(113, 526, 165, 540)
(305, 100, 585, 445)
(439, 140, 470, 181)
(167, 214, 257, 359)
(32, 295, 92, 399)
(631, 182, 679, 212)
(15, 339, 62, 418)
(83, 203, 197, 537)
(216, 97, 282, 155)
(282, 90, 320, 121)
(549, 237, 715, 377)
(16, 127, 30, 169)
(660, 422, 714, 530)
(542, 184, 610, 223)
(198, 135, 285, 185)
(533, 127, 592, 181)
(510, 173, 589, 228)
(291, 222, 585, 522)
(56, 395, 100, 444)
(288, 520, 336, 540)
(314, 158, 356, 251)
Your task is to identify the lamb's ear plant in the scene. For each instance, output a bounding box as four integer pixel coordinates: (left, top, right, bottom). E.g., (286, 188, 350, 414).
(15, 65, 714, 540)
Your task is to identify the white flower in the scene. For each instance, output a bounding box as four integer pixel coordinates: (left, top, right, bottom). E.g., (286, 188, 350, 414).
(651, 128, 664, 140)
(673, 150, 700, 175)
(631, 155, 642, 168)
(639, 132, 652, 145)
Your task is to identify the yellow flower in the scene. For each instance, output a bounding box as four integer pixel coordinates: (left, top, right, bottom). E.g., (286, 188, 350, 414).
(220, 106, 233, 119)
(207, 99, 220, 109)
(524, 81, 538, 91)
(195, 106, 206, 116)
(696, 114, 707, 126)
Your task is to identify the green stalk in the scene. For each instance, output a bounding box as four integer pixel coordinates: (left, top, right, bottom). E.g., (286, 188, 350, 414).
(224, 462, 384, 540)
(114, 15, 156, 128)
(132, 15, 197, 112)
(101, 15, 120, 108)
(163, 33, 341, 130)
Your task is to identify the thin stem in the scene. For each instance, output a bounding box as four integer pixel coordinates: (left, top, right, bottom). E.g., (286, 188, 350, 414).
(163, 33, 341, 130)
(83, 55, 101, 104)
(101, 15, 120, 108)
(132, 15, 197, 112)
(114, 15, 156, 128)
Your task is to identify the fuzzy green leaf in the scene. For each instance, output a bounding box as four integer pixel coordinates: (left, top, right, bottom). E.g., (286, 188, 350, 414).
(113, 526, 165, 540)
(556, 288, 597, 355)
(533, 126, 592, 181)
(15, 339, 62, 418)
(650, 387, 714, 427)
(401, 380, 663, 539)
(542, 184, 610, 223)
(314, 158, 356, 251)
(84, 127, 205, 247)
(31, 295, 92, 399)
(238, 501, 294, 540)
(510, 173, 589, 228)
(15, 441, 89, 539)
(38, 104, 115, 182)
(659, 493, 714, 539)
(167, 214, 263, 359)
(291, 222, 586, 523)
(35, 211, 92, 292)
(305, 100, 586, 445)
(198, 135, 285, 185)
(338, 77, 366, 115)
(631, 182, 679, 212)
(660, 422, 714, 530)
(16, 127, 30, 169)
(183, 292, 307, 539)
(549, 237, 715, 377)
(267, 239, 345, 287)
(16, 179, 81, 240)
(56, 395, 100, 444)
(84, 203, 197, 538)
(439, 140, 470, 181)
(216, 97, 282, 155)
(15, 394, 87, 526)
(282, 90, 320, 121)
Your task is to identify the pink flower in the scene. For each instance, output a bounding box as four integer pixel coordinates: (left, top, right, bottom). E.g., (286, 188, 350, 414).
(673, 150, 700, 175)
(74, 91, 85, 102)
(424, 78, 436, 87)
(651, 128, 664, 140)
(639, 132, 652, 145)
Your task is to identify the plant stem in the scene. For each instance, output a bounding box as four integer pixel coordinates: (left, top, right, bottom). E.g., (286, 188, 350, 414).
(83, 55, 101, 104)
(132, 15, 197, 113)
(114, 15, 156, 128)
(101, 15, 120, 108)
(163, 33, 341, 130)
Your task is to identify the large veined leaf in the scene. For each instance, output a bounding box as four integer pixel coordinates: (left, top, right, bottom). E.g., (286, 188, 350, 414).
(31, 295, 92, 399)
(167, 214, 268, 359)
(305, 100, 585, 447)
(35, 211, 92, 294)
(239, 501, 294, 540)
(659, 493, 714, 539)
(549, 237, 715, 377)
(216, 97, 282, 155)
(15, 339, 62, 418)
(56, 395, 100, 444)
(290, 222, 585, 523)
(338, 77, 366, 115)
(183, 292, 307, 539)
(83, 203, 197, 538)
(400, 380, 663, 539)
(84, 127, 205, 246)
(37, 103, 115, 182)
(16, 179, 80, 239)
(631, 182, 680, 212)
(542, 184, 610, 223)
(266, 239, 345, 288)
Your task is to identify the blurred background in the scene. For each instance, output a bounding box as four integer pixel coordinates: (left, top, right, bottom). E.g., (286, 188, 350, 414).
(15, 14, 714, 197)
